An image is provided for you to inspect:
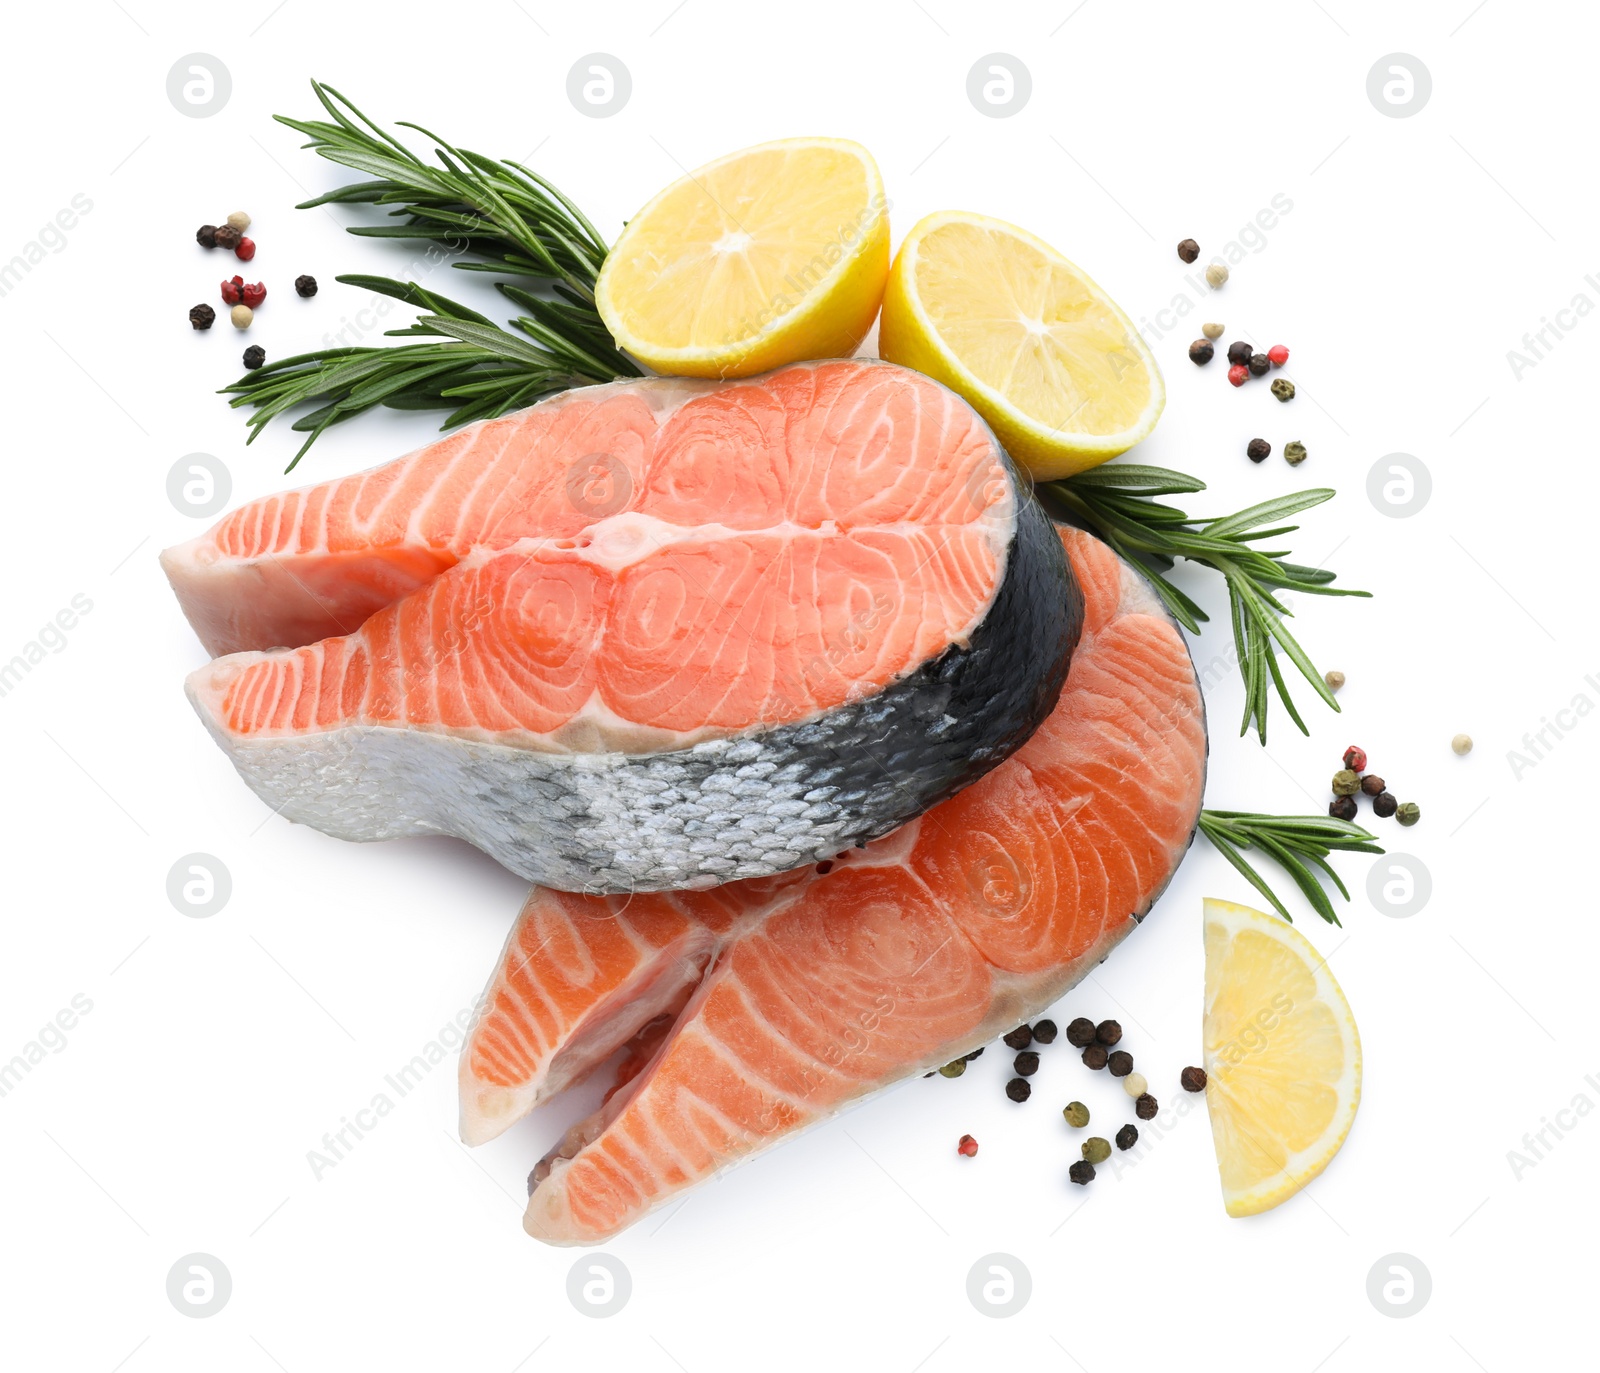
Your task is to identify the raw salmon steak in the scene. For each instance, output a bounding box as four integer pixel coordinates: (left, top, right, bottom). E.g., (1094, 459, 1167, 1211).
(163, 360, 1079, 892)
(460, 526, 1208, 1243)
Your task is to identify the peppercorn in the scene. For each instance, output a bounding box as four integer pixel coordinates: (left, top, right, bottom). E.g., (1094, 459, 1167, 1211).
(235, 236, 257, 262)
(230, 304, 253, 329)
(1116, 1123, 1138, 1150)
(1003, 1025, 1033, 1050)
(1032, 1019, 1058, 1045)
(1284, 440, 1308, 466)
(1248, 352, 1270, 377)
(1205, 262, 1229, 288)
(1373, 791, 1398, 818)
(938, 1057, 967, 1078)
(1068, 1160, 1095, 1185)
(1122, 1072, 1147, 1099)
(1324, 669, 1346, 692)
(1332, 769, 1361, 797)
(1063, 1101, 1090, 1128)
(1177, 238, 1200, 263)
(1189, 339, 1215, 366)
(1135, 1093, 1158, 1121)
(1006, 1077, 1032, 1102)
(1267, 344, 1289, 367)
(295, 274, 319, 298)
(189, 303, 216, 330)
(1329, 795, 1358, 822)
(213, 224, 242, 251)
(1107, 1050, 1133, 1078)
(1065, 1017, 1097, 1047)
(1226, 341, 1253, 367)
(1361, 773, 1386, 796)
(220, 276, 244, 306)
(1095, 1020, 1122, 1046)
(1082, 1136, 1112, 1165)
(1271, 378, 1296, 402)
(226, 210, 251, 231)
(1014, 1050, 1040, 1077)
(1202, 322, 1225, 340)
(1227, 364, 1248, 387)
(1343, 746, 1367, 771)
(1247, 438, 1271, 463)
(1397, 801, 1421, 827)
(1452, 733, 1474, 756)
(1180, 1065, 1207, 1092)
(242, 344, 266, 370)
(196, 224, 218, 249)
(957, 1133, 979, 1158)
(241, 281, 267, 308)
(964, 1047, 986, 1061)
(1081, 1044, 1109, 1071)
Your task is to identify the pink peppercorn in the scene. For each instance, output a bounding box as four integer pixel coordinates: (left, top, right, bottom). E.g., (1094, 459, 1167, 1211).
(1227, 364, 1248, 387)
(957, 1134, 978, 1158)
(1267, 344, 1289, 367)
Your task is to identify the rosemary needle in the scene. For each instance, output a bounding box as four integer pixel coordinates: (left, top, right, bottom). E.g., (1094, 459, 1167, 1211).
(1198, 810, 1384, 926)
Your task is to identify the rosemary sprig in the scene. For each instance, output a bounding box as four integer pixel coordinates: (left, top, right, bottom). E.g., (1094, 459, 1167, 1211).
(1198, 810, 1384, 926)
(222, 83, 639, 470)
(1045, 465, 1369, 743)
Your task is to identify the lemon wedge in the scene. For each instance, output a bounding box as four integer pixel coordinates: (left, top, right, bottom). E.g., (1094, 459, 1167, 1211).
(878, 210, 1163, 479)
(595, 138, 890, 378)
(1202, 897, 1362, 1218)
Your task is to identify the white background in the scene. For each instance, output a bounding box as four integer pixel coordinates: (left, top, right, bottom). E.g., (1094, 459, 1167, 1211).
(1, 1, 1594, 1368)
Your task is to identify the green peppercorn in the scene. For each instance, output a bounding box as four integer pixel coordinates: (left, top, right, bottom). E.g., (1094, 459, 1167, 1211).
(1397, 801, 1421, 827)
(1332, 769, 1361, 797)
(1107, 1050, 1133, 1077)
(1063, 1101, 1090, 1129)
(1003, 1024, 1033, 1050)
(1271, 378, 1296, 402)
(1115, 1123, 1139, 1150)
(1135, 1093, 1159, 1121)
(1032, 1019, 1058, 1045)
(1081, 1136, 1112, 1165)
(1069, 1160, 1096, 1185)
(1284, 440, 1308, 466)
(938, 1057, 967, 1078)
(1373, 791, 1398, 818)
(1081, 1044, 1109, 1071)
(1065, 1017, 1097, 1047)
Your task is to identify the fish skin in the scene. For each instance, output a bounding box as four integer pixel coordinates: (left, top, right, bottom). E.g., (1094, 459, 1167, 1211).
(459, 526, 1209, 1243)
(164, 361, 1082, 892)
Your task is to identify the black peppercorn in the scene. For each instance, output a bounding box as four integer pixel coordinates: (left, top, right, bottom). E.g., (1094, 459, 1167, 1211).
(196, 224, 218, 249)
(1107, 1050, 1133, 1077)
(964, 1047, 986, 1061)
(189, 303, 216, 330)
(1135, 1093, 1158, 1121)
(1094, 1019, 1122, 1047)
(1003, 1025, 1033, 1051)
(1188, 338, 1214, 366)
(1065, 1017, 1097, 1047)
(242, 344, 266, 369)
(1005, 1077, 1032, 1103)
(1032, 1019, 1058, 1045)
(1014, 1050, 1040, 1077)
(1247, 438, 1271, 463)
(1115, 1123, 1139, 1150)
(1361, 774, 1386, 796)
(1177, 238, 1200, 264)
(213, 224, 242, 251)
(295, 274, 319, 298)
(1226, 340, 1253, 367)
(1372, 791, 1398, 818)
(1248, 352, 1271, 377)
(1181, 1066, 1208, 1093)
(1329, 795, 1358, 822)
(1069, 1159, 1096, 1185)
(1081, 1044, 1109, 1071)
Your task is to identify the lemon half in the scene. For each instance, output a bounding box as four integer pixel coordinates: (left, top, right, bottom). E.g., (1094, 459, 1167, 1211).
(879, 211, 1163, 479)
(1202, 898, 1362, 1218)
(595, 138, 890, 379)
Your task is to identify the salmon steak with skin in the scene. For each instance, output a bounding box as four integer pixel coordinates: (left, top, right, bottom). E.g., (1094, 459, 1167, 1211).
(162, 360, 1079, 892)
(460, 526, 1208, 1244)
